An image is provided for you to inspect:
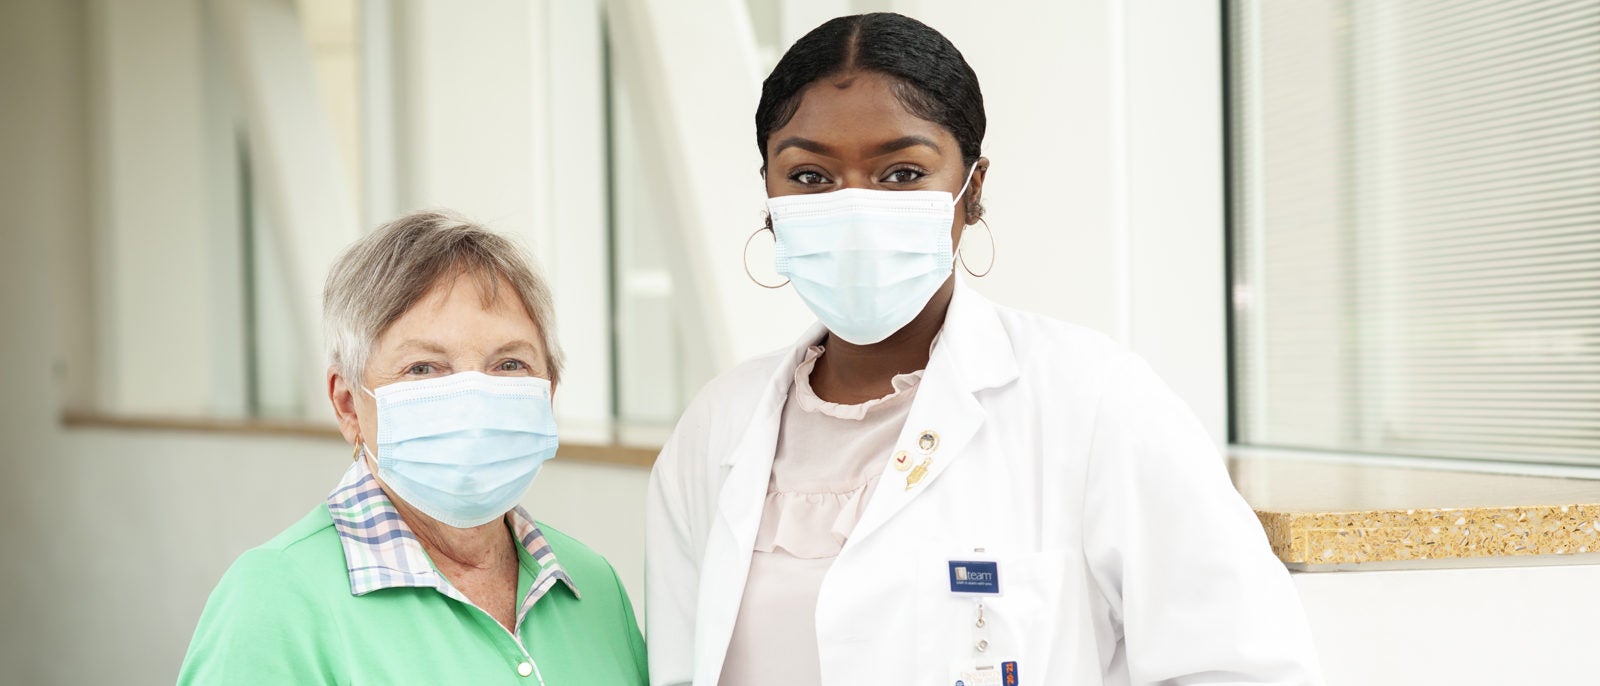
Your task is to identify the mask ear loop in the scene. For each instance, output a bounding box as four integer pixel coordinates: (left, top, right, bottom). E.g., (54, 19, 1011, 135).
(355, 386, 377, 462)
(958, 218, 997, 278)
(744, 225, 790, 289)
(953, 162, 994, 277)
(951, 162, 980, 206)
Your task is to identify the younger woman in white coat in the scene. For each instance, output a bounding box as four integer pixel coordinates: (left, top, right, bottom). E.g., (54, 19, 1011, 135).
(646, 12, 1322, 686)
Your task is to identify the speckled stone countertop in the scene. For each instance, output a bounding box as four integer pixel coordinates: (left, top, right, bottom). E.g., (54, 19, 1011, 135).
(1229, 455, 1600, 570)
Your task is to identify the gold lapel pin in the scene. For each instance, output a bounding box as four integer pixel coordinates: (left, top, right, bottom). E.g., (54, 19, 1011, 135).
(917, 430, 940, 454)
(905, 456, 933, 490)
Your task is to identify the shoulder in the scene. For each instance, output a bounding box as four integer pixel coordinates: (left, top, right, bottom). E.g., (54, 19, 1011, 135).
(992, 301, 1126, 367)
(208, 505, 346, 607)
(532, 523, 648, 680)
(966, 294, 1183, 447)
(677, 346, 793, 430)
(180, 506, 348, 684)
(536, 521, 623, 587)
(251, 504, 349, 579)
(535, 521, 638, 621)
(653, 344, 796, 477)
(976, 297, 1133, 396)
(259, 503, 339, 552)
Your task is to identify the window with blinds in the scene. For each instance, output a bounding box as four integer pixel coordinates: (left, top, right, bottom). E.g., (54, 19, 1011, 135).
(1227, 0, 1600, 465)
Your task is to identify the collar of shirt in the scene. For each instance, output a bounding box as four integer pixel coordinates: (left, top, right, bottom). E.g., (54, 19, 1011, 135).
(325, 459, 581, 619)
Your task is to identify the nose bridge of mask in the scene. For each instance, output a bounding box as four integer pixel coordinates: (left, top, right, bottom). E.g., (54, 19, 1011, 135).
(771, 194, 954, 282)
(372, 372, 554, 445)
(775, 212, 950, 259)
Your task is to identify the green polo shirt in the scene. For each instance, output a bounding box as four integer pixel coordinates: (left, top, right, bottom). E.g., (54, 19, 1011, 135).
(178, 503, 647, 684)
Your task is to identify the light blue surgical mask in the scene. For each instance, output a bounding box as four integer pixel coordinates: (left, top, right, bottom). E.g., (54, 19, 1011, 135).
(362, 371, 558, 529)
(769, 164, 977, 345)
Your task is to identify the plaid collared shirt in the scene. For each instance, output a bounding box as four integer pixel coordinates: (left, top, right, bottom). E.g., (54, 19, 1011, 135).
(325, 459, 580, 628)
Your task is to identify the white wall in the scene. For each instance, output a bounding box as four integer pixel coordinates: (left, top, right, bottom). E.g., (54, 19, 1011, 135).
(1295, 565, 1600, 685)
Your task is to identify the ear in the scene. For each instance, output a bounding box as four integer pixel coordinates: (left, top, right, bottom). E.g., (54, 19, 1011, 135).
(761, 164, 777, 196)
(327, 365, 364, 447)
(963, 157, 990, 225)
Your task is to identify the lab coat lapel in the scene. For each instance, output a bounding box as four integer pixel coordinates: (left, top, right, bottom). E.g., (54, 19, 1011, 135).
(695, 323, 825, 684)
(844, 279, 1019, 550)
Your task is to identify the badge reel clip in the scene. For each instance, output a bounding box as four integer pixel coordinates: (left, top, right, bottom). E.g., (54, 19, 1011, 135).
(946, 549, 1018, 685)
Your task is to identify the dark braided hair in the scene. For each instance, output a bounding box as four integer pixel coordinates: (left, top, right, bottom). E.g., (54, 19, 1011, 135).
(756, 13, 987, 178)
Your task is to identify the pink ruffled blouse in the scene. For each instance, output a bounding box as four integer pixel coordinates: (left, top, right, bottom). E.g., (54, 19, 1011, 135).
(717, 345, 924, 686)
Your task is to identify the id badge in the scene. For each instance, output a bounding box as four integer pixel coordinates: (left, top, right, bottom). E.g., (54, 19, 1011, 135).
(948, 657, 1019, 686)
(947, 558, 1001, 596)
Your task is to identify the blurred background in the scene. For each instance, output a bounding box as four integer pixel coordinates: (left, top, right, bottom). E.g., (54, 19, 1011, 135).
(0, 0, 1595, 684)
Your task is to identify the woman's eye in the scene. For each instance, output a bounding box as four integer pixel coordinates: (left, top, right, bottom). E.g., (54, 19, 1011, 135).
(790, 170, 830, 185)
(885, 168, 926, 183)
(496, 359, 527, 372)
(406, 363, 436, 376)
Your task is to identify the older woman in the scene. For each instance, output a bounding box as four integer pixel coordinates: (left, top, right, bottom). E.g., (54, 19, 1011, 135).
(179, 211, 646, 685)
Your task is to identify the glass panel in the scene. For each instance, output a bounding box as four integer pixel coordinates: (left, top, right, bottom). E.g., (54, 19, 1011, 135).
(1229, 0, 1600, 464)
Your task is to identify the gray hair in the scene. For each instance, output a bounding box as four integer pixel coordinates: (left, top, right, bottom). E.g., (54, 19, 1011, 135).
(322, 210, 565, 387)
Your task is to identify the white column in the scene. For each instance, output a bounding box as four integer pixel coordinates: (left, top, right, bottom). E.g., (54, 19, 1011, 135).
(209, 0, 361, 416)
(1123, 0, 1228, 443)
(390, 0, 543, 242)
(541, 0, 615, 442)
(607, 0, 814, 371)
(87, 0, 217, 415)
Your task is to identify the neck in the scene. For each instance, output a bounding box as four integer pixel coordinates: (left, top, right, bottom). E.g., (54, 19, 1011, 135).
(811, 277, 955, 405)
(390, 489, 516, 572)
(357, 452, 516, 571)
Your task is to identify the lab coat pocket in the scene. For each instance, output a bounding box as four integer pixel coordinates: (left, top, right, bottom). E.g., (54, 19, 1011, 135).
(914, 547, 1070, 684)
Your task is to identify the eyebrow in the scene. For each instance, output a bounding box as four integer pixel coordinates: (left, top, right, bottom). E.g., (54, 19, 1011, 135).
(770, 135, 943, 159)
(872, 135, 942, 156)
(771, 136, 833, 157)
(488, 339, 540, 359)
(392, 339, 449, 355)
(391, 339, 540, 361)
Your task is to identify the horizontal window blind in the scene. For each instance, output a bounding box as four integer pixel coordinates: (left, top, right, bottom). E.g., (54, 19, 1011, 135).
(1229, 0, 1600, 464)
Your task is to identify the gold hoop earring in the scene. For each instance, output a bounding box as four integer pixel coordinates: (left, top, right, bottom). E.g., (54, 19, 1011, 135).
(743, 226, 790, 289)
(958, 218, 997, 277)
(352, 441, 362, 462)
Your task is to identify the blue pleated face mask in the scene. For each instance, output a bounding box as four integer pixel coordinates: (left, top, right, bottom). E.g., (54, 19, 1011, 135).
(769, 164, 977, 345)
(362, 371, 558, 529)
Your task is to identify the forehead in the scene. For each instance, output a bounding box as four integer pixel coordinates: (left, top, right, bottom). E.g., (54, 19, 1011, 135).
(771, 71, 957, 154)
(391, 270, 536, 331)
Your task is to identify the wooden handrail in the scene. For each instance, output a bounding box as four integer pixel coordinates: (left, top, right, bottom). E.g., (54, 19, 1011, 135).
(59, 411, 660, 469)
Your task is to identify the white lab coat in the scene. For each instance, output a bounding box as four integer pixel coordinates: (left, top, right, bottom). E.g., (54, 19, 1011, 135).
(645, 280, 1322, 685)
